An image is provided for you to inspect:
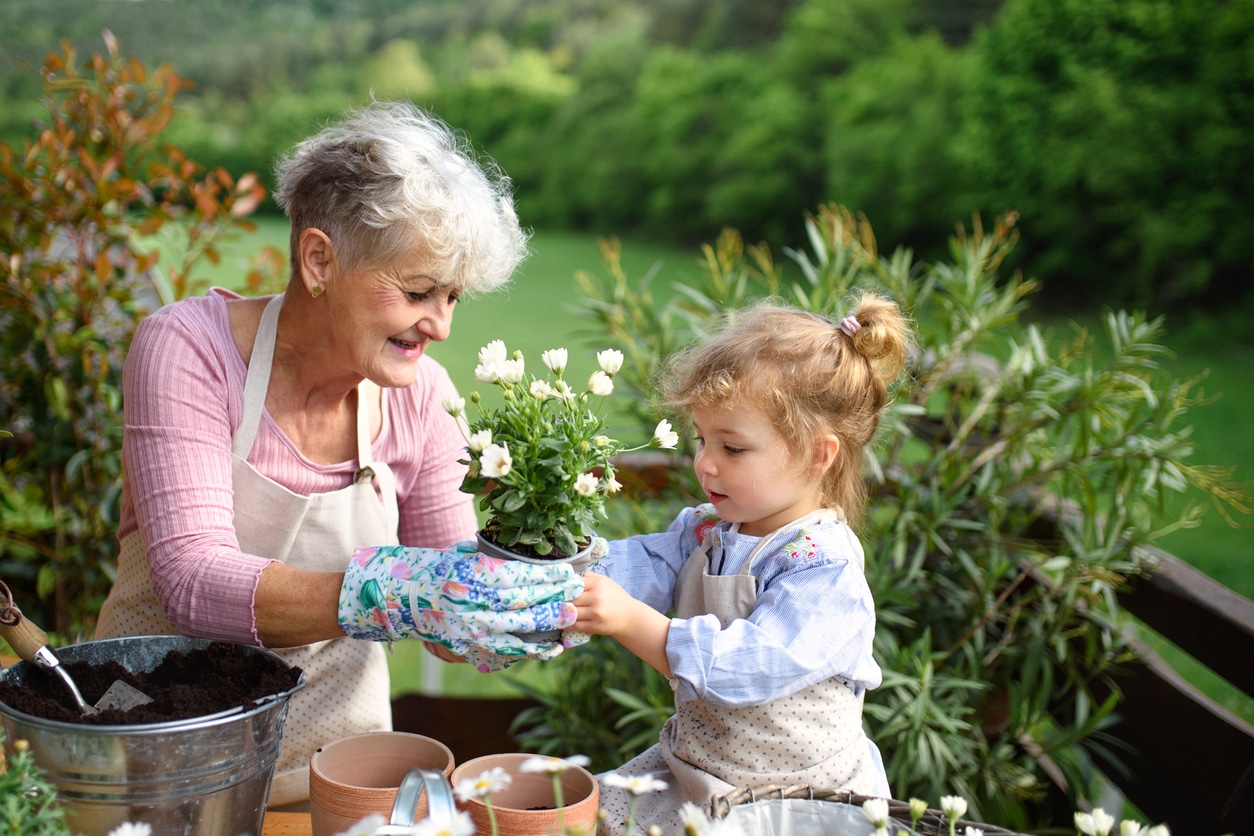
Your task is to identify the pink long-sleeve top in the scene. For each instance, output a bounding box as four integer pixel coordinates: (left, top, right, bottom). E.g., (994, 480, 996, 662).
(116, 288, 478, 645)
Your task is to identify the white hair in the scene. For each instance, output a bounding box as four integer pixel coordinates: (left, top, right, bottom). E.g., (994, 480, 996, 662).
(273, 100, 529, 292)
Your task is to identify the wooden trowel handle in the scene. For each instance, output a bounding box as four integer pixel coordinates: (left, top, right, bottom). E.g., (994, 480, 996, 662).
(0, 614, 51, 664)
(0, 580, 52, 663)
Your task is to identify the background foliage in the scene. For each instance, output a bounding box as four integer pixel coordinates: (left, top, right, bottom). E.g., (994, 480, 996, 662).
(1, 0, 1250, 321)
(1, 13, 1250, 832)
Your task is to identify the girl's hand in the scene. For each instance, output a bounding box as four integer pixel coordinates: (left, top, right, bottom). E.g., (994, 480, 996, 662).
(571, 572, 639, 638)
(574, 572, 673, 677)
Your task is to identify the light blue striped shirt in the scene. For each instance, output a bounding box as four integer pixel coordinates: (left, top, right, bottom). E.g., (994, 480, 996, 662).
(592, 504, 881, 707)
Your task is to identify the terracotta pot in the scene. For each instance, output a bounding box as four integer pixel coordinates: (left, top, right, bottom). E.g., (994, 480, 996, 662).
(450, 752, 600, 836)
(476, 532, 595, 642)
(309, 731, 455, 836)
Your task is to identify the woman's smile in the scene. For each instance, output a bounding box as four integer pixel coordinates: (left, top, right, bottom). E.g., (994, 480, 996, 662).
(388, 335, 426, 358)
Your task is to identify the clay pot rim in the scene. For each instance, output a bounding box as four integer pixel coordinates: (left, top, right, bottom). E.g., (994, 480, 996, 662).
(450, 752, 599, 813)
(311, 731, 455, 789)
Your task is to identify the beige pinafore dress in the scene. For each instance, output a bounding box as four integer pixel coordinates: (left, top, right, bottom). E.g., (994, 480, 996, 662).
(598, 509, 885, 835)
(97, 294, 398, 806)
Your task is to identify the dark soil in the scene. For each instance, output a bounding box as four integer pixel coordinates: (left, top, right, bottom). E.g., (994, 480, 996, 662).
(0, 641, 302, 725)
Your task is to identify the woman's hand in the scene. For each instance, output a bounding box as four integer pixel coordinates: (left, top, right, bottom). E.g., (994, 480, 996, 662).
(337, 541, 584, 671)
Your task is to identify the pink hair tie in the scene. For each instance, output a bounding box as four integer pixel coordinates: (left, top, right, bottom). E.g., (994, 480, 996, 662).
(839, 315, 861, 338)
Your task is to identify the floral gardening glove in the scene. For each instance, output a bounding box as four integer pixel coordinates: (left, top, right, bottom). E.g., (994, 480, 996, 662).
(338, 541, 584, 672)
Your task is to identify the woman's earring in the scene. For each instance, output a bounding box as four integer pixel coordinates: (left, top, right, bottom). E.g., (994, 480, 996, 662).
(310, 285, 324, 298)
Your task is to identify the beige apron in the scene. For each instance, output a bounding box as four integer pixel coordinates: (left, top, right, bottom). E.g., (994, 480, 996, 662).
(97, 294, 399, 806)
(599, 509, 882, 835)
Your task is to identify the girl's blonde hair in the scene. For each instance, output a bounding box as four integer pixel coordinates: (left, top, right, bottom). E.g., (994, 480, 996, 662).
(659, 294, 912, 526)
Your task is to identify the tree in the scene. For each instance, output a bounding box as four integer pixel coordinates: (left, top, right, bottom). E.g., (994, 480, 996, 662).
(957, 0, 1254, 314)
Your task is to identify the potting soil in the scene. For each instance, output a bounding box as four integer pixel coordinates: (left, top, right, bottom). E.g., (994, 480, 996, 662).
(0, 641, 302, 725)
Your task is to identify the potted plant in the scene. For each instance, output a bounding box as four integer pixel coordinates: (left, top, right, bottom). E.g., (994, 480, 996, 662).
(444, 340, 678, 568)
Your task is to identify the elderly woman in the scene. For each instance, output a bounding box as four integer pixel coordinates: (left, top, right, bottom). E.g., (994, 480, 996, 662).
(95, 101, 581, 806)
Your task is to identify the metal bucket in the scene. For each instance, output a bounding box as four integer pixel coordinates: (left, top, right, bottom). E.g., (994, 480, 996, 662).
(0, 635, 306, 836)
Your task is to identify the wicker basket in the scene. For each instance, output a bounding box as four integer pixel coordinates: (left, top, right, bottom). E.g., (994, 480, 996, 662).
(709, 786, 1030, 836)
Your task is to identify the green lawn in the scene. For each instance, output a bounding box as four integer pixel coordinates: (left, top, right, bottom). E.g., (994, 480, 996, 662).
(184, 217, 1252, 707)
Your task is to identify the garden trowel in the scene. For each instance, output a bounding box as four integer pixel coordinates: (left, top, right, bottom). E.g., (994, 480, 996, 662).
(0, 580, 153, 714)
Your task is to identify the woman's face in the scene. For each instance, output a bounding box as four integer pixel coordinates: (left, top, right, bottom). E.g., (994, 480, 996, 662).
(332, 243, 461, 388)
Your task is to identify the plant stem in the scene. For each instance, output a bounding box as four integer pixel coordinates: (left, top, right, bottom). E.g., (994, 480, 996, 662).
(485, 796, 499, 836)
(552, 773, 566, 833)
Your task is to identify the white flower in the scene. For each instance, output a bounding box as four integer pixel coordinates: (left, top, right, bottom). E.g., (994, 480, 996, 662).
(606, 474, 624, 493)
(678, 801, 712, 835)
(519, 754, 591, 775)
(530, 379, 556, 400)
(474, 360, 501, 383)
(861, 798, 889, 828)
(1144, 826, 1170, 836)
(542, 348, 568, 373)
(498, 358, 526, 385)
(587, 370, 614, 396)
(331, 815, 386, 836)
(602, 771, 669, 795)
(964, 829, 984, 836)
(574, 472, 599, 497)
(909, 797, 929, 821)
(553, 379, 576, 401)
(652, 419, 679, 450)
(480, 443, 512, 479)
(442, 396, 465, 417)
(941, 795, 968, 821)
(597, 348, 624, 375)
(478, 339, 508, 365)
(454, 766, 512, 802)
(1120, 822, 1147, 836)
(107, 825, 153, 836)
(412, 810, 476, 836)
(1075, 809, 1115, 836)
(467, 429, 493, 454)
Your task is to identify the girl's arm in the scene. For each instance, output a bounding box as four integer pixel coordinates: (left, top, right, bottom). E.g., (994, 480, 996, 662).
(572, 572, 672, 677)
(666, 523, 881, 707)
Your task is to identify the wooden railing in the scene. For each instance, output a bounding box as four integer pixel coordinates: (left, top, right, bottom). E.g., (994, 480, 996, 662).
(1089, 545, 1254, 834)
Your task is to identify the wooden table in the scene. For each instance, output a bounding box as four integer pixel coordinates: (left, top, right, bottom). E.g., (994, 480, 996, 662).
(261, 811, 313, 835)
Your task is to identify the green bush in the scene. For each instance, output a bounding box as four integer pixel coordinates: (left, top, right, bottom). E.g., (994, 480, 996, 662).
(957, 0, 1254, 313)
(524, 205, 1247, 829)
(0, 35, 278, 637)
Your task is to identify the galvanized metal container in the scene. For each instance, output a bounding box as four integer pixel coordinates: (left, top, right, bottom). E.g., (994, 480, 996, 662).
(0, 635, 305, 836)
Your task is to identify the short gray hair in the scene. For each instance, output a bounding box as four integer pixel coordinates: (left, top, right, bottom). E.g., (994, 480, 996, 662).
(273, 100, 528, 293)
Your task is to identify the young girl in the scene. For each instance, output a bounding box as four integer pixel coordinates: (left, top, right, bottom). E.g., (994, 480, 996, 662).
(574, 294, 911, 835)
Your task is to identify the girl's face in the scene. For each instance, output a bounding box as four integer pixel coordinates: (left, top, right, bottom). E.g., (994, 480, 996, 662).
(691, 403, 825, 537)
(331, 245, 461, 388)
